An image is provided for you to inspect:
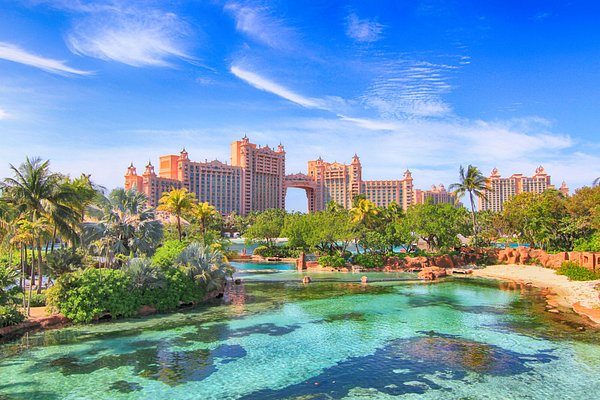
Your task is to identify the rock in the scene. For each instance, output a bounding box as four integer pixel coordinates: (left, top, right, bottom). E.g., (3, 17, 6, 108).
(418, 266, 448, 280)
(361, 276, 368, 284)
(138, 306, 157, 316)
(302, 276, 311, 284)
(432, 254, 454, 269)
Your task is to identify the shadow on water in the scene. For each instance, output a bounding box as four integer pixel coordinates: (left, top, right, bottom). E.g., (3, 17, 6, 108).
(239, 331, 557, 399)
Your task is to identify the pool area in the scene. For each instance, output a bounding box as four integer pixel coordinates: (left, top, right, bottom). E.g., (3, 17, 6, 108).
(1, 263, 600, 399)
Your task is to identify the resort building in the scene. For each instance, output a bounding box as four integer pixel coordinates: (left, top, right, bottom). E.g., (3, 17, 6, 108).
(125, 136, 285, 215)
(125, 136, 455, 215)
(478, 166, 569, 212)
(414, 184, 458, 206)
(304, 154, 415, 211)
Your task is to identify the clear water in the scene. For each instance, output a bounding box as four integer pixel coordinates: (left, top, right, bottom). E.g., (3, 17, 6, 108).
(1, 266, 600, 400)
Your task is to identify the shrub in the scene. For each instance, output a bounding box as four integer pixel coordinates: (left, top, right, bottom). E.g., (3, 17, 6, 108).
(0, 305, 25, 328)
(152, 240, 188, 268)
(28, 292, 46, 307)
(352, 253, 385, 268)
(318, 255, 346, 268)
(253, 245, 300, 258)
(574, 233, 600, 252)
(46, 268, 138, 323)
(135, 268, 201, 312)
(556, 261, 600, 281)
(46, 249, 84, 278)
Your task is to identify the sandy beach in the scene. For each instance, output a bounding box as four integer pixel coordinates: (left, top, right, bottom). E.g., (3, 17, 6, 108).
(472, 264, 600, 324)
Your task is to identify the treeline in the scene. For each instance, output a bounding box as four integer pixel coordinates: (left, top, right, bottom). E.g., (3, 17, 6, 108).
(0, 158, 232, 327)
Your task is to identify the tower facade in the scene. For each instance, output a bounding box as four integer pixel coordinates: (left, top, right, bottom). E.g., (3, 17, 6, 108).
(125, 137, 284, 215)
(306, 155, 414, 211)
(478, 166, 563, 212)
(414, 184, 457, 206)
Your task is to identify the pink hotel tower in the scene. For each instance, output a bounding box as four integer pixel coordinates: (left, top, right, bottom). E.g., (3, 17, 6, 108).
(126, 136, 471, 215)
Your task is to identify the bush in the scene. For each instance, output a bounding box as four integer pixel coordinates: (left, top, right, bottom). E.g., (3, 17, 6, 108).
(46, 268, 138, 323)
(28, 292, 46, 307)
(352, 253, 385, 268)
(0, 305, 25, 328)
(574, 233, 600, 252)
(136, 268, 202, 312)
(46, 249, 84, 278)
(318, 255, 346, 268)
(556, 261, 600, 281)
(253, 245, 300, 258)
(152, 240, 188, 268)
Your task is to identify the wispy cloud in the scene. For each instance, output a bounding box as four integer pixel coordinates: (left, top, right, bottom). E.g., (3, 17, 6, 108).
(66, 8, 193, 67)
(0, 107, 7, 120)
(230, 65, 323, 108)
(345, 13, 385, 43)
(361, 58, 458, 118)
(224, 2, 295, 49)
(0, 41, 91, 75)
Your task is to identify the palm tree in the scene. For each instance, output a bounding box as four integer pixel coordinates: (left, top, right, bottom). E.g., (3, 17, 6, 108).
(449, 165, 490, 238)
(191, 201, 217, 235)
(84, 188, 163, 268)
(123, 258, 163, 291)
(1, 157, 79, 292)
(350, 198, 379, 228)
(177, 242, 234, 292)
(158, 188, 196, 241)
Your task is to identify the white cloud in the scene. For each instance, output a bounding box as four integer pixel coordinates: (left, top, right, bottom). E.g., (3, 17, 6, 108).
(224, 2, 294, 49)
(0, 107, 7, 120)
(345, 13, 384, 43)
(0, 41, 92, 76)
(361, 58, 458, 118)
(230, 65, 324, 109)
(66, 9, 192, 67)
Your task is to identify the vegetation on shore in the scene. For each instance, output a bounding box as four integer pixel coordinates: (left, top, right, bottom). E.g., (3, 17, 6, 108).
(0, 157, 599, 329)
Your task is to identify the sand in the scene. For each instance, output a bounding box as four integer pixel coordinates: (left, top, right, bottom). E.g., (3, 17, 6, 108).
(472, 264, 600, 324)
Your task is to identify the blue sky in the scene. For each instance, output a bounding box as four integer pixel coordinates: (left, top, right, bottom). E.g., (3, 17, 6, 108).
(1, 0, 599, 211)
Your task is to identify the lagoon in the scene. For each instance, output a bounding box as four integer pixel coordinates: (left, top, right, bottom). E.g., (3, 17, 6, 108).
(1, 266, 600, 399)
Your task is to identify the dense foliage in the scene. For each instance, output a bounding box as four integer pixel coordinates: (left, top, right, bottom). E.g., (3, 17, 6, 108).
(556, 261, 600, 281)
(318, 255, 347, 268)
(0, 305, 25, 328)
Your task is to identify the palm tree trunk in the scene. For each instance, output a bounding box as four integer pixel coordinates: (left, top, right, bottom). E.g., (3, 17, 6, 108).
(177, 215, 182, 241)
(469, 191, 477, 237)
(37, 239, 43, 294)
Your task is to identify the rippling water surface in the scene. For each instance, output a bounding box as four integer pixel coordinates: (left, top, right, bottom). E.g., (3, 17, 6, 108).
(1, 268, 600, 399)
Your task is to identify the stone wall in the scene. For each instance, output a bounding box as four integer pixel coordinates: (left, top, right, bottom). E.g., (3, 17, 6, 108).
(496, 247, 598, 271)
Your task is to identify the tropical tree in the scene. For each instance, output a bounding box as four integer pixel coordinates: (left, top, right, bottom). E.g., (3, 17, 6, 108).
(158, 188, 196, 241)
(191, 201, 217, 235)
(449, 165, 489, 237)
(405, 201, 470, 252)
(244, 208, 286, 248)
(84, 188, 163, 268)
(350, 198, 379, 228)
(177, 243, 234, 292)
(123, 258, 164, 290)
(1, 158, 80, 292)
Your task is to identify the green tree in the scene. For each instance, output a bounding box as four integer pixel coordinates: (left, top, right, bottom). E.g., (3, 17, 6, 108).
(2, 157, 79, 292)
(244, 208, 286, 248)
(449, 165, 489, 238)
(405, 201, 470, 252)
(84, 188, 163, 267)
(158, 188, 196, 241)
(191, 201, 217, 235)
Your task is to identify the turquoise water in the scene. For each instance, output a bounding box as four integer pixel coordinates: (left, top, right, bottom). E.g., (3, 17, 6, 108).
(1, 267, 600, 399)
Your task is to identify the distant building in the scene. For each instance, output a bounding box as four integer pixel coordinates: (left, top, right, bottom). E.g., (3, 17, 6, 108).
(125, 136, 285, 215)
(305, 154, 414, 211)
(414, 184, 458, 206)
(478, 166, 569, 212)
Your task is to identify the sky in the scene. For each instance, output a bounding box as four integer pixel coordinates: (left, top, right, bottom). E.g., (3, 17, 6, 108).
(0, 0, 599, 212)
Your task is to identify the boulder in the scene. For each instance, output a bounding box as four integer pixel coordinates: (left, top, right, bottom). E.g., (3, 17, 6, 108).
(418, 266, 448, 280)
(138, 305, 157, 316)
(432, 254, 454, 269)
